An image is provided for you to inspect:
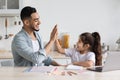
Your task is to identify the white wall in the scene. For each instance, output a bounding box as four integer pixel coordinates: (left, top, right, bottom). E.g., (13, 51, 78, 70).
(0, 0, 120, 50)
(23, 0, 120, 50)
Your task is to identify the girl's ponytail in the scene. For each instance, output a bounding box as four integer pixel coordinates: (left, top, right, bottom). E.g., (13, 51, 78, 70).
(92, 32, 102, 66)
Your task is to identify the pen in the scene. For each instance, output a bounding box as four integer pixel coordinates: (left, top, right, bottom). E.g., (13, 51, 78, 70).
(67, 71, 77, 76)
(48, 67, 57, 75)
(53, 67, 57, 72)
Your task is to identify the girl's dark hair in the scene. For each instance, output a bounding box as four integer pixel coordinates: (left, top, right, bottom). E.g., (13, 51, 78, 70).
(20, 6, 37, 21)
(80, 32, 102, 66)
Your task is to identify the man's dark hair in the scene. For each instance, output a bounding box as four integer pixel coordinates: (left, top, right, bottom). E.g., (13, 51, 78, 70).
(20, 6, 37, 21)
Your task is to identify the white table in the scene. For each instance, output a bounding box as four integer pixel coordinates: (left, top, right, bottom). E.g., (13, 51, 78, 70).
(0, 67, 120, 80)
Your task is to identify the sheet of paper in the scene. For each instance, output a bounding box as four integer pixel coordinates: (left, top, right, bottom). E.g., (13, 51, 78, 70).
(66, 64, 83, 70)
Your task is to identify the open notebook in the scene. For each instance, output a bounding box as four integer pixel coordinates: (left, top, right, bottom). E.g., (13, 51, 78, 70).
(87, 51, 120, 72)
(24, 66, 57, 73)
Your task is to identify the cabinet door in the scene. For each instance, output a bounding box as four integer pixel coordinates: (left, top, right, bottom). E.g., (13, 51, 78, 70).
(0, 0, 5, 9)
(0, 0, 23, 16)
(0, 59, 14, 66)
(7, 0, 19, 9)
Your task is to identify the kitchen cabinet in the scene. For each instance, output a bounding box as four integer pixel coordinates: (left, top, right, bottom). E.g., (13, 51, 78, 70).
(0, 50, 13, 66)
(0, 0, 23, 16)
(0, 59, 14, 66)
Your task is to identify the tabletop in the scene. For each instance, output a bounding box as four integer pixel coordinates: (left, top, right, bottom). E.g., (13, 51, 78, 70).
(0, 66, 120, 80)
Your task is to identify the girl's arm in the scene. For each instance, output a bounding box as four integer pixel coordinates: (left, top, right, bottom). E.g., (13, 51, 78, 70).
(72, 60, 94, 67)
(55, 39, 65, 54)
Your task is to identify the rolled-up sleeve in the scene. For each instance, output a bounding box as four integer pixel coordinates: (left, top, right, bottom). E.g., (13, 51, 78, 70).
(43, 57, 52, 66)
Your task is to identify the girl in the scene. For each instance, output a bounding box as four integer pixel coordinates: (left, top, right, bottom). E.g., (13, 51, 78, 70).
(55, 32, 102, 67)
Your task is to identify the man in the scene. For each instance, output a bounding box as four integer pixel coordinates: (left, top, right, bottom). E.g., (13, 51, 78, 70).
(11, 6, 59, 66)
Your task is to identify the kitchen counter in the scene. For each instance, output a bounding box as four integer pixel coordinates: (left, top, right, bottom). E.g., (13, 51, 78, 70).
(48, 51, 69, 59)
(0, 51, 70, 66)
(0, 50, 13, 59)
(0, 50, 69, 59)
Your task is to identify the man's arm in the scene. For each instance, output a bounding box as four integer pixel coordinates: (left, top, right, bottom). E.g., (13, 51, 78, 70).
(45, 24, 58, 54)
(51, 60, 61, 66)
(43, 57, 61, 66)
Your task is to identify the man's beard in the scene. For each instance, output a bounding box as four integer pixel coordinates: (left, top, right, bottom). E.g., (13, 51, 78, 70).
(31, 26, 39, 31)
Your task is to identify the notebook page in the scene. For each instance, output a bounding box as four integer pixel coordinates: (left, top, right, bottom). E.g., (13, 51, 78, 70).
(27, 66, 56, 73)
